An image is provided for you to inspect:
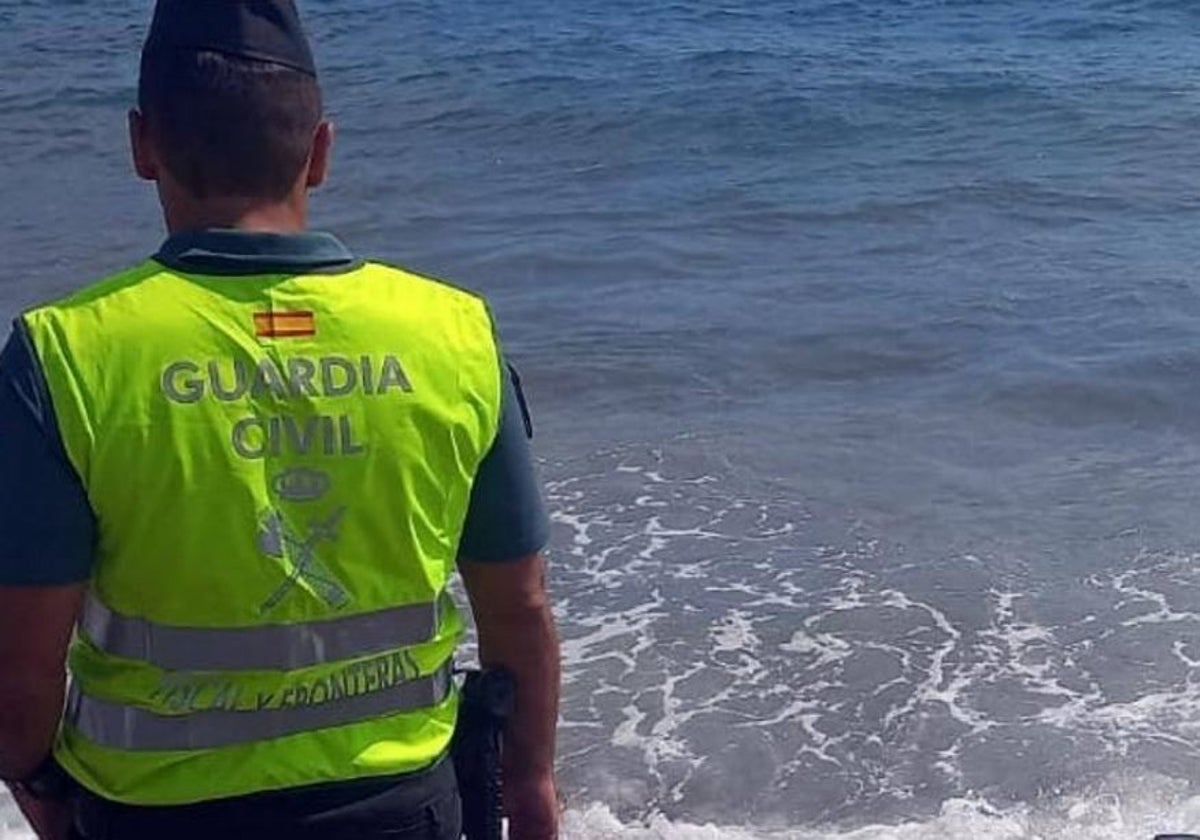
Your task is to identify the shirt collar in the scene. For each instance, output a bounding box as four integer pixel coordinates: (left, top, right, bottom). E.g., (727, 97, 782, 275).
(154, 229, 360, 276)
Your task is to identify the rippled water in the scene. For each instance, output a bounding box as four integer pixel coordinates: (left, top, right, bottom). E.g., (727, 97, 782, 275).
(7, 0, 1200, 836)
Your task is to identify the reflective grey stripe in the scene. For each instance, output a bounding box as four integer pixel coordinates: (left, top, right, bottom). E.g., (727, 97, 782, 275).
(80, 593, 444, 672)
(66, 664, 453, 751)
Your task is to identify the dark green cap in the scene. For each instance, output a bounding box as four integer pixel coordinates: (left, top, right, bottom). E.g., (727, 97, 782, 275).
(143, 0, 317, 77)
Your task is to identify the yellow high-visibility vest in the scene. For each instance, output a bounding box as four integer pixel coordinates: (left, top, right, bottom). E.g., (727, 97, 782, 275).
(22, 259, 502, 805)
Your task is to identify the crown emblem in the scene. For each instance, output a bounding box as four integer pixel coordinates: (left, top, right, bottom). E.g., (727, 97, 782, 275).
(271, 467, 331, 502)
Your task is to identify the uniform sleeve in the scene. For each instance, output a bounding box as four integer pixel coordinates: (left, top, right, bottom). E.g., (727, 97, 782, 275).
(0, 320, 96, 585)
(457, 361, 550, 563)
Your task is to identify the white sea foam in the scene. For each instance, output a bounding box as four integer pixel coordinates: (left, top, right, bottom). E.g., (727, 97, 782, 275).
(539, 444, 1200, 827)
(561, 775, 1200, 840)
(0, 792, 31, 840)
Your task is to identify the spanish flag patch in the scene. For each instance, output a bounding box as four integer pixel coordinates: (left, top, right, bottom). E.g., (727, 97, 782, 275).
(254, 311, 316, 339)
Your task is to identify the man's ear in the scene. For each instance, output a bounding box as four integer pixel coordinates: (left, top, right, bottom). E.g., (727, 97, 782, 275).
(129, 109, 159, 182)
(306, 120, 334, 189)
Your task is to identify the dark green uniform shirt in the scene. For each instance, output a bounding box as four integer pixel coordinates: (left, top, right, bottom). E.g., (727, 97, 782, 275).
(0, 230, 549, 585)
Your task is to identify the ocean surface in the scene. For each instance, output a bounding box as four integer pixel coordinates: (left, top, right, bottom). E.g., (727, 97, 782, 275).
(6, 0, 1200, 836)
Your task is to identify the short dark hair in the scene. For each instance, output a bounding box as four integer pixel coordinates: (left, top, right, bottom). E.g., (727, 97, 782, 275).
(138, 49, 322, 200)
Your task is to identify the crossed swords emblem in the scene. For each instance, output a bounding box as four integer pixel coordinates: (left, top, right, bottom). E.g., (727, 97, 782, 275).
(257, 506, 352, 613)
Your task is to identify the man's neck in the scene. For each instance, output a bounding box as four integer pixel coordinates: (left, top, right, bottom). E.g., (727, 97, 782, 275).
(163, 195, 308, 235)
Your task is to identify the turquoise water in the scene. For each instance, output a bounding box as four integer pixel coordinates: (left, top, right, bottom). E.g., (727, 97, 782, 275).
(7, 1, 1200, 836)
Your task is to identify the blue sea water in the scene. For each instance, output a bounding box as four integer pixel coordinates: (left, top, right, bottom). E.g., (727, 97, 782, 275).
(8, 0, 1200, 836)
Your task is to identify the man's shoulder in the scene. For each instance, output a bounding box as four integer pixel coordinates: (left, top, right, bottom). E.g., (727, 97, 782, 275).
(23, 260, 165, 322)
(361, 260, 492, 311)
